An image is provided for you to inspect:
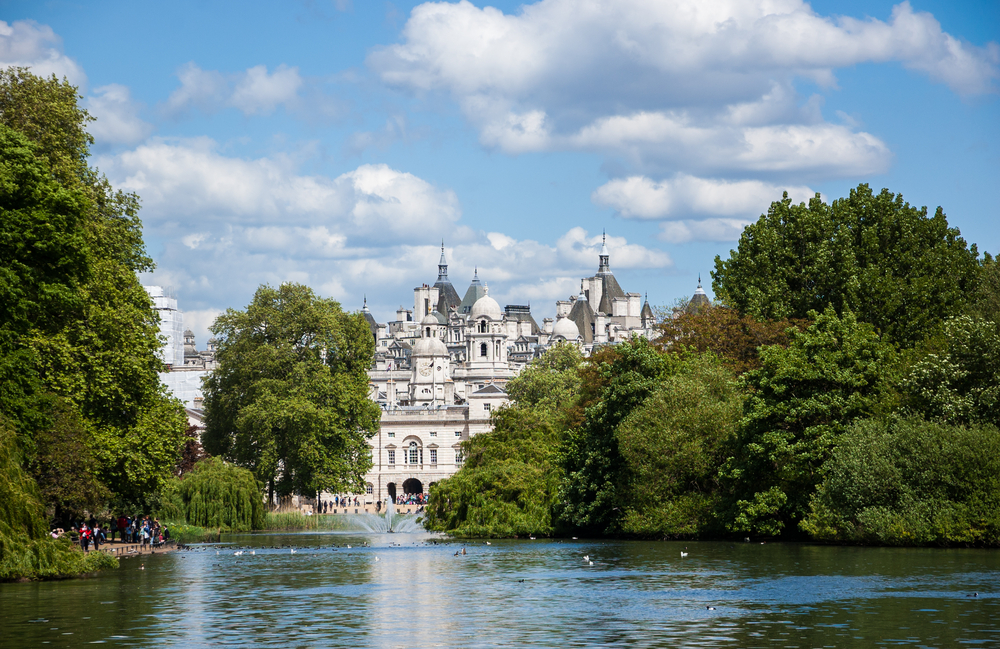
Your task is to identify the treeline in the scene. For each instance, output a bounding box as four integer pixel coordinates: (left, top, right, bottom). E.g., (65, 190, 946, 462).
(0, 69, 186, 579)
(425, 185, 1000, 546)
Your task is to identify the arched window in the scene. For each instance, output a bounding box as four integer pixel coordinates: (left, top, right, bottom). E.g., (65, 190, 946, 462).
(425, 326, 431, 337)
(409, 441, 419, 465)
(479, 320, 487, 333)
(480, 342, 488, 357)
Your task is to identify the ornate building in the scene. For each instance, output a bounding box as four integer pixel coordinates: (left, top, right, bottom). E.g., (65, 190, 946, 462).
(353, 237, 659, 508)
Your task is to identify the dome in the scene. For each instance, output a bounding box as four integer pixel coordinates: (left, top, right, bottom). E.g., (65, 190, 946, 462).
(470, 294, 502, 320)
(411, 335, 449, 357)
(551, 315, 581, 340)
(420, 312, 440, 326)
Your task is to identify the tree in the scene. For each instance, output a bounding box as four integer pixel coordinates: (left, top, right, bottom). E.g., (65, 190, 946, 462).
(713, 184, 980, 347)
(202, 283, 381, 503)
(176, 458, 265, 532)
(719, 308, 896, 537)
(659, 306, 803, 374)
(615, 354, 743, 537)
(425, 343, 583, 537)
(0, 70, 186, 512)
(557, 337, 675, 534)
(802, 417, 1000, 546)
(900, 315, 1000, 429)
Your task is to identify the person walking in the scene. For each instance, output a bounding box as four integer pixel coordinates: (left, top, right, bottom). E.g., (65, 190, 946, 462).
(80, 524, 91, 552)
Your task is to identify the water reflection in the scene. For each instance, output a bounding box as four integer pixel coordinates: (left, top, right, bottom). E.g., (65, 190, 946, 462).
(1, 535, 998, 648)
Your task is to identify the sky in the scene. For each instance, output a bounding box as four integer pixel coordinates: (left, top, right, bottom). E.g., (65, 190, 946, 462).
(2, 0, 998, 344)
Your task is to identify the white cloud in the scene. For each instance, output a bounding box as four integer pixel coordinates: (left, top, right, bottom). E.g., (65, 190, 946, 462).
(230, 64, 302, 115)
(657, 219, 752, 244)
(97, 139, 462, 243)
(0, 20, 85, 86)
(369, 0, 996, 177)
(164, 63, 303, 116)
(86, 84, 154, 145)
(592, 174, 816, 220)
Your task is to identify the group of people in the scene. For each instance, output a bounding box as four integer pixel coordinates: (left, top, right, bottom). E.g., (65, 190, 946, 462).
(54, 516, 170, 552)
(393, 493, 427, 506)
(320, 495, 360, 512)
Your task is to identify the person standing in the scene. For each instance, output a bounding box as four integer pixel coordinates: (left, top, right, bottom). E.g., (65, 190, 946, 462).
(80, 525, 90, 552)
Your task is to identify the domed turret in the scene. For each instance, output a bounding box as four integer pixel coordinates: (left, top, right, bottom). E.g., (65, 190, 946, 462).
(413, 313, 449, 357)
(471, 287, 502, 320)
(551, 315, 581, 341)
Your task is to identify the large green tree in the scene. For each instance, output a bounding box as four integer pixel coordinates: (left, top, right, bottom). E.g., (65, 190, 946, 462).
(713, 184, 980, 347)
(557, 337, 675, 534)
(719, 308, 896, 537)
(802, 417, 1000, 546)
(202, 283, 381, 503)
(0, 69, 185, 514)
(615, 354, 743, 537)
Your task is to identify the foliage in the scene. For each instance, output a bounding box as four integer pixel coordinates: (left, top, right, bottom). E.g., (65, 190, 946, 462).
(969, 253, 1000, 328)
(719, 308, 896, 537)
(615, 354, 743, 537)
(659, 306, 803, 374)
(558, 338, 675, 534)
(424, 343, 583, 537)
(0, 70, 186, 514)
(174, 458, 265, 532)
(263, 511, 320, 531)
(0, 418, 116, 581)
(899, 316, 1000, 429)
(28, 396, 107, 521)
(712, 184, 980, 347)
(802, 418, 1000, 546)
(202, 283, 381, 501)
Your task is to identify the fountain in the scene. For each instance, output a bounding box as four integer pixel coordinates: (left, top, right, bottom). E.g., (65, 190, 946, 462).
(335, 498, 424, 533)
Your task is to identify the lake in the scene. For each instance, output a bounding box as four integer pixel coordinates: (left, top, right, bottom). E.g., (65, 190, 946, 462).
(1, 528, 997, 648)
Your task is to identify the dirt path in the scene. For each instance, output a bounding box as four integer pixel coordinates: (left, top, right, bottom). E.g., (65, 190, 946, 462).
(94, 540, 177, 558)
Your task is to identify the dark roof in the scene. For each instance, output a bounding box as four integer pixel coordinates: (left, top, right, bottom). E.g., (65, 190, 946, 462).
(471, 384, 506, 396)
(568, 297, 597, 344)
(597, 273, 626, 315)
(435, 281, 461, 313)
(362, 309, 378, 342)
(459, 270, 487, 314)
(641, 298, 655, 327)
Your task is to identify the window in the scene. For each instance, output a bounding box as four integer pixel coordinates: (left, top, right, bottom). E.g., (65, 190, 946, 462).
(484, 403, 492, 412)
(480, 342, 488, 357)
(456, 450, 464, 465)
(388, 450, 395, 464)
(479, 320, 487, 333)
(430, 449, 438, 464)
(409, 441, 419, 464)
(387, 432, 395, 438)
(366, 483, 373, 494)
(455, 431, 462, 437)
(430, 431, 437, 437)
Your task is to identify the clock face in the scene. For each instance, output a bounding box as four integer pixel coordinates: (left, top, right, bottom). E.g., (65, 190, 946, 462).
(419, 367, 432, 376)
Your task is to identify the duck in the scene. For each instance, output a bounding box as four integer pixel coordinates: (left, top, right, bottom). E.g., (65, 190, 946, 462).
(706, 606, 715, 611)
(290, 548, 296, 554)
(681, 552, 688, 557)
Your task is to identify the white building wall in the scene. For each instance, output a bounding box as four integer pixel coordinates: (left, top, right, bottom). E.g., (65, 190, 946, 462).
(145, 285, 185, 368)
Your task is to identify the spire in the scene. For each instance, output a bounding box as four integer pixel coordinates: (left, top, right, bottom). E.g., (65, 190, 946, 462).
(472, 267, 480, 284)
(694, 274, 706, 296)
(362, 295, 369, 312)
(598, 230, 610, 274)
(437, 240, 449, 282)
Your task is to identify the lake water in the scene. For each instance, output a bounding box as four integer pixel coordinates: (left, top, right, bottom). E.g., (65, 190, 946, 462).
(1, 529, 998, 648)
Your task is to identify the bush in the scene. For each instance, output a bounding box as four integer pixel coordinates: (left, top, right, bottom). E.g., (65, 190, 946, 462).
(802, 417, 1000, 546)
(176, 457, 265, 532)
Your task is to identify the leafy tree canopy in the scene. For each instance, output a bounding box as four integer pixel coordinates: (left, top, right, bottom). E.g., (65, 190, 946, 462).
(202, 283, 381, 501)
(0, 69, 184, 514)
(719, 308, 896, 537)
(802, 417, 1000, 546)
(557, 337, 676, 534)
(713, 184, 979, 347)
(615, 353, 743, 537)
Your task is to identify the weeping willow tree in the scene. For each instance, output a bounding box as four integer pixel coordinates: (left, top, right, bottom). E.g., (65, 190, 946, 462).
(0, 420, 115, 581)
(176, 458, 265, 532)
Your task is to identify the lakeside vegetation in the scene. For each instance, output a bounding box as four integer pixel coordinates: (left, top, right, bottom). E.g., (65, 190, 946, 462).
(426, 186, 1000, 547)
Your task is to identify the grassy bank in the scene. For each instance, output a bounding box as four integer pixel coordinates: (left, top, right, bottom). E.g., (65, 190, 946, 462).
(0, 535, 118, 582)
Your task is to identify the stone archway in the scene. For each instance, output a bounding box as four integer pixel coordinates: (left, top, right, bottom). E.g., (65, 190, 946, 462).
(402, 478, 423, 494)
(386, 482, 397, 502)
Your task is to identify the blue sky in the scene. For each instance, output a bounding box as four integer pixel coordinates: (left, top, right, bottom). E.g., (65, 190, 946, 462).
(2, 0, 997, 343)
